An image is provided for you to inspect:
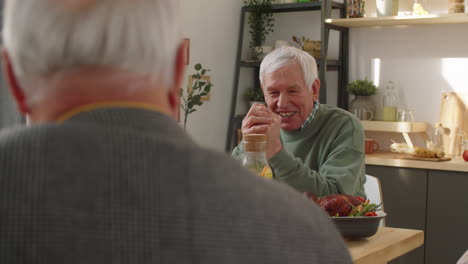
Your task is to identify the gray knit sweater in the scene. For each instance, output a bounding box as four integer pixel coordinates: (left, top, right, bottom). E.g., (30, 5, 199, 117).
(0, 107, 352, 263)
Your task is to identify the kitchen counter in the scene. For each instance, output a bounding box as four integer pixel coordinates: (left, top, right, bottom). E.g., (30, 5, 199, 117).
(365, 151, 468, 173)
(346, 227, 424, 264)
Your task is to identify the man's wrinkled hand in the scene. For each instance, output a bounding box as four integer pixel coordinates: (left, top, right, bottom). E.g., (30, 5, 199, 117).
(241, 103, 282, 159)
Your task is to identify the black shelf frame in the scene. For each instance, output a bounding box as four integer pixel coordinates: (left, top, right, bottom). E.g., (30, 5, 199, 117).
(245, 1, 344, 13)
(240, 59, 341, 70)
(225, 0, 349, 152)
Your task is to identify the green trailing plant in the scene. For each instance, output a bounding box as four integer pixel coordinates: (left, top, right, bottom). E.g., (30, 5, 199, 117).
(244, 0, 275, 60)
(180, 63, 213, 130)
(347, 78, 378, 96)
(244, 87, 265, 102)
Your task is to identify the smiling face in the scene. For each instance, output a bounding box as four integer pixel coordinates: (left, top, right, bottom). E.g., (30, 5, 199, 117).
(262, 62, 318, 131)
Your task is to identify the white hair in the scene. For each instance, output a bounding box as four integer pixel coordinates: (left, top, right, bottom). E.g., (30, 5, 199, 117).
(2, 0, 181, 94)
(259, 46, 318, 91)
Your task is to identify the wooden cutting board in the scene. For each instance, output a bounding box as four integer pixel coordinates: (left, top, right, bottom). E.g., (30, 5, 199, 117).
(394, 154, 451, 162)
(438, 92, 467, 156)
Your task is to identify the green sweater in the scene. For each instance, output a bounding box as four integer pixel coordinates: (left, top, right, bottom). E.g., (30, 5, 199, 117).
(232, 104, 366, 197)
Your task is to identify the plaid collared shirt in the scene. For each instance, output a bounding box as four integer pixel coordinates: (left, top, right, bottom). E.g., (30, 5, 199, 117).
(300, 101, 320, 130)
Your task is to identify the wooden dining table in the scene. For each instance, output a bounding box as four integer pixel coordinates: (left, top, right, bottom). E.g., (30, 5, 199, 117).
(345, 227, 424, 264)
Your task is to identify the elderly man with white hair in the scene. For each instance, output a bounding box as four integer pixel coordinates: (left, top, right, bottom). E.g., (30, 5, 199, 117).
(0, 0, 352, 263)
(233, 46, 366, 198)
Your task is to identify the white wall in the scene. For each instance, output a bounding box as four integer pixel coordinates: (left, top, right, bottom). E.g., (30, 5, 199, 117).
(350, 23, 468, 121)
(179, 0, 243, 152)
(350, 0, 468, 148)
(180, 1, 343, 151)
(349, 0, 468, 124)
(180, 0, 468, 151)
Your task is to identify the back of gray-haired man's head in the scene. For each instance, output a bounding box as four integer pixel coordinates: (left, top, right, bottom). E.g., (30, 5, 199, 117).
(2, 0, 181, 92)
(259, 46, 318, 91)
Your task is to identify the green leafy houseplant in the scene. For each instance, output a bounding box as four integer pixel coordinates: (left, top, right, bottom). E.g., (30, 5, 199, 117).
(244, 87, 265, 103)
(244, 0, 275, 60)
(180, 63, 213, 130)
(347, 78, 377, 120)
(347, 79, 378, 96)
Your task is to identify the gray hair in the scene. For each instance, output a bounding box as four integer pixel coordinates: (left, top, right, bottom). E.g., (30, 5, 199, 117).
(2, 0, 181, 93)
(259, 46, 317, 91)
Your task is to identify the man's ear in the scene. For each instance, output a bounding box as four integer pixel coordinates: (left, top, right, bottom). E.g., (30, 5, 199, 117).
(261, 85, 268, 106)
(312, 79, 320, 102)
(167, 42, 186, 118)
(167, 84, 180, 120)
(1, 50, 30, 114)
(173, 41, 186, 96)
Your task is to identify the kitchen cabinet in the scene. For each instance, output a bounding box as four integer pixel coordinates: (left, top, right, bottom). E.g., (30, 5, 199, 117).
(426, 170, 468, 264)
(225, 1, 349, 151)
(366, 165, 426, 264)
(366, 164, 468, 264)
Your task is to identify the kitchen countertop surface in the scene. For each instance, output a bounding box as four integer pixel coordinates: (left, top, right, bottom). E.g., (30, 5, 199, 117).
(346, 227, 424, 264)
(365, 151, 468, 173)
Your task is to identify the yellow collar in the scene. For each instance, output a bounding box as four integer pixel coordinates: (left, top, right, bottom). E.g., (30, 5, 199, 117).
(55, 101, 170, 123)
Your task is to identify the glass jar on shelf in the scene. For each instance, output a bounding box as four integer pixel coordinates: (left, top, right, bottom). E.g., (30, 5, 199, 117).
(349, 96, 375, 121)
(432, 124, 445, 152)
(347, 0, 365, 18)
(397, 109, 415, 122)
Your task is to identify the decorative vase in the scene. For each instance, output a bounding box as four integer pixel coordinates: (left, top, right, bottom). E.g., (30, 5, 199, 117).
(349, 96, 376, 121)
(376, 0, 399, 16)
(347, 0, 365, 18)
(253, 46, 273, 61)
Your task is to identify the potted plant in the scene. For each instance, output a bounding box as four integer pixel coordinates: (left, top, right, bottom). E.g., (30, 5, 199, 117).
(244, 87, 265, 107)
(244, 0, 275, 61)
(180, 63, 213, 130)
(347, 78, 377, 121)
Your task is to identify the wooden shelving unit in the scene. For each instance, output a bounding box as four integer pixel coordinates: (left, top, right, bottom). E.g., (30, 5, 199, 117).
(246, 1, 343, 13)
(326, 13, 468, 28)
(361, 121, 428, 133)
(225, 1, 349, 151)
(361, 121, 429, 148)
(239, 59, 341, 70)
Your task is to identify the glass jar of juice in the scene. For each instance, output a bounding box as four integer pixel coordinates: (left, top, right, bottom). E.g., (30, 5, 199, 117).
(382, 81, 397, 121)
(242, 134, 273, 178)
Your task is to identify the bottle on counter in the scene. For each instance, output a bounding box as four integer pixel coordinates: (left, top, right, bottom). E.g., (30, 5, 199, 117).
(432, 123, 445, 152)
(242, 134, 273, 179)
(382, 81, 398, 122)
